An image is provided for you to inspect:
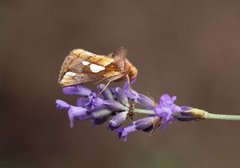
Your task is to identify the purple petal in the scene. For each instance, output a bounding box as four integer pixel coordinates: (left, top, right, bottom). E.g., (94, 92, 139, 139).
(159, 94, 175, 107)
(92, 117, 109, 125)
(134, 116, 157, 130)
(62, 84, 92, 96)
(137, 94, 155, 109)
(104, 99, 127, 111)
(123, 82, 155, 109)
(93, 97, 105, 108)
(181, 106, 192, 112)
(155, 107, 172, 120)
(97, 84, 114, 100)
(118, 124, 137, 142)
(76, 97, 89, 106)
(91, 109, 112, 125)
(56, 99, 70, 110)
(123, 81, 139, 100)
(154, 94, 183, 128)
(173, 107, 199, 121)
(117, 116, 160, 141)
(68, 106, 90, 128)
(109, 111, 128, 130)
(91, 109, 112, 119)
(85, 93, 105, 110)
(114, 87, 129, 107)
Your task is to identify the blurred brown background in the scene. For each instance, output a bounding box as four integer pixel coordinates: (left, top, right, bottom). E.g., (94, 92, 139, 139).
(1, 0, 240, 168)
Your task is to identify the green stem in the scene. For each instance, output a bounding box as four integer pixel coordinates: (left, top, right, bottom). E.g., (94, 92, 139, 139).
(206, 112, 240, 121)
(133, 108, 155, 115)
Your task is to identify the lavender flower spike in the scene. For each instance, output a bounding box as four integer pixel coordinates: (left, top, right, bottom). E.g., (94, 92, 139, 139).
(56, 83, 195, 141)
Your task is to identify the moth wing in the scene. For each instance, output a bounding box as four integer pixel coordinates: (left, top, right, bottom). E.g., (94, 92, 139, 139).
(58, 49, 116, 86)
(71, 49, 114, 67)
(59, 71, 97, 86)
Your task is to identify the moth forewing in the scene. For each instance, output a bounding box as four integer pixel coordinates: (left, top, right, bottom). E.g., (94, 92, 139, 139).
(58, 49, 115, 86)
(58, 47, 138, 87)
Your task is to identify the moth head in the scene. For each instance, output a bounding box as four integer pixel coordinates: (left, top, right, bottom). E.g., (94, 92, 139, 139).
(113, 47, 138, 81)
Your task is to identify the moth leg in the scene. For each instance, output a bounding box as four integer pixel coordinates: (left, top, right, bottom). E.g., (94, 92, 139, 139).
(98, 79, 113, 95)
(97, 75, 122, 95)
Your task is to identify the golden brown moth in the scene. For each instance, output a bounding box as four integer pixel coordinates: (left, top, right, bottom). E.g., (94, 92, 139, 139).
(58, 47, 138, 89)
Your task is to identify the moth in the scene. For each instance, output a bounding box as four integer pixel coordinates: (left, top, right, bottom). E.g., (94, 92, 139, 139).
(58, 47, 138, 90)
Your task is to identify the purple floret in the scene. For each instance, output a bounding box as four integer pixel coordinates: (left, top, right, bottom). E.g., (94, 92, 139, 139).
(118, 116, 160, 141)
(56, 99, 90, 128)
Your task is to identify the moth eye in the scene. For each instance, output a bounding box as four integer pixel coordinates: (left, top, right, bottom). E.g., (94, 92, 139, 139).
(81, 61, 90, 66)
(90, 64, 105, 73)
